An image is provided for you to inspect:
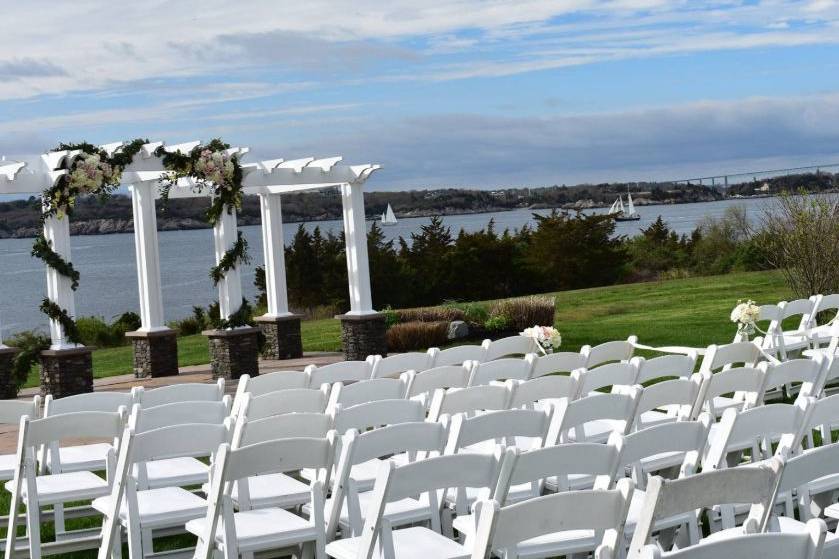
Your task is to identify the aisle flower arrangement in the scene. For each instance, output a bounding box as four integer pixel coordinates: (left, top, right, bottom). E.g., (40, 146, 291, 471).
(521, 325, 562, 354)
(730, 299, 760, 336)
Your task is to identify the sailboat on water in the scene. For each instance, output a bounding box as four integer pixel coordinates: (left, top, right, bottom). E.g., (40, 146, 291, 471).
(380, 204, 398, 226)
(608, 192, 640, 221)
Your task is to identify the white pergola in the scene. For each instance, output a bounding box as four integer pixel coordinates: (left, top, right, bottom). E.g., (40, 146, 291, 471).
(0, 141, 380, 350)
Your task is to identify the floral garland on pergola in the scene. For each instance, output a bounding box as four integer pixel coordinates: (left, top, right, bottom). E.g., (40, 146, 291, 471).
(33, 139, 148, 343)
(32, 138, 253, 341)
(155, 139, 252, 328)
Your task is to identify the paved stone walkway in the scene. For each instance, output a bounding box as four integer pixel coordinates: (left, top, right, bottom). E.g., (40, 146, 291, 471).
(0, 352, 344, 454)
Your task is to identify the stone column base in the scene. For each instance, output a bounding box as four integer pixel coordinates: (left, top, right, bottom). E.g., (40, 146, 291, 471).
(40, 346, 94, 399)
(204, 327, 260, 380)
(0, 347, 21, 399)
(126, 329, 179, 378)
(255, 315, 303, 360)
(337, 313, 387, 361)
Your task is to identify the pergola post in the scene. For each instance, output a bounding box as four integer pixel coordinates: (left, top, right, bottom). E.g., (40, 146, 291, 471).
(124, 181, 178, 378)
(40, 204, 93, 397)
(254, 193, 303, 360)
(335, 181, 387, 360)
(205, 206, 259, 380)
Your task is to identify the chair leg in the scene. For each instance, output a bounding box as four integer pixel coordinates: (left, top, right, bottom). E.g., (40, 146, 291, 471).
(301, 542, 314, 559)
(126, 518, 143, 559)
(53, 502, 66, 537)
(26, 504, 42, 559)
(142, 528, 154, 555)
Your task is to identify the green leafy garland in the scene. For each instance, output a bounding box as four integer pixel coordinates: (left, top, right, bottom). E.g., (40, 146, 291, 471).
(210, 232, 251, 286)
(156, 139, 252, 327)
(39, 298, 81, 344)
(34, 139, 148, 340)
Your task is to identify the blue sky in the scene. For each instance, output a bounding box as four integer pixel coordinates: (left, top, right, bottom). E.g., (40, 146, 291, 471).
(1, 0, 839, 189)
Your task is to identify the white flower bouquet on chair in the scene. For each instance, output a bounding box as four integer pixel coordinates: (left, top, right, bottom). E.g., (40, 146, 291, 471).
(730, 300, 760, 339)
(520, 325, 562, 354)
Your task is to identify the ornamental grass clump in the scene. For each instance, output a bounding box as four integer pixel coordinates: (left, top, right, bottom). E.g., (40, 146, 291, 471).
(396, 306, 466, 324)
(489, 296, 556, 332)
(386, 321, 450, 352)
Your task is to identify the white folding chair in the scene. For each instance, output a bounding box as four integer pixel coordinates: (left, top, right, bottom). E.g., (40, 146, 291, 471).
(469, 479, 635, 559)
(762, 299, 817, 359)
(704, 400, 812, 470)
(634, 353, 697, 384)
(627, 458, 785, 559)
(526, 351, 587, 378)
(576, 361, 640, 396)
(639, 519, 825, 559)
(232, 370, 308, 413)
(327, 377, 408, 410)
(632, 375, 704, 430)
(769, 442, 839, 557)
(405, 364, 471, 407)
(96, 422, 231, 559)
(508, 373, 580, 410)
(229, 409, 334, 512)
(326, 421, 448, 539)
(552, 390, 640, 444)
(189, 436, 337, 559)
(699, 342, 762, 373)
(617, 417, 713, 547)
(807, 293, 839, 348)
(306, 359, 375, 387)
(0, 396, 40, 481)
(128, 400, 231, 489)
(467, 358, 533, 386)
(132, 378, 225, 408)
(6, 410, 126, 559)
(432, 344, 487, 367)
(325, 452, 509, 559)
(371, 352, 434, 378)
(582, 336, 638, 367)
(427, 383, 513, 423)
(453, 439, 625, 547)
(756, 356, 825, 403)
(242, 385, 330, 421)
(41, 391, 134, 473)
(482, 335, 538, 361)
(323, 399, 428, 491)
(694, 365, 765, 419)
(802, 392, 839, 449)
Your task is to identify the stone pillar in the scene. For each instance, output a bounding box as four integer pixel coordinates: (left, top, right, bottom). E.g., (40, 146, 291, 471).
(204, 328, 260, 380)
(125, 330, 179, 378)
(0, 347, 21, 399)
(256, 315, 303, 360)
(39, 347, 94, 398)
(337, 313, 387, 361)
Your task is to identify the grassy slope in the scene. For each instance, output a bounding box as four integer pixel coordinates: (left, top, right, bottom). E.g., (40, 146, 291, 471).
(24, 270, 791, 387)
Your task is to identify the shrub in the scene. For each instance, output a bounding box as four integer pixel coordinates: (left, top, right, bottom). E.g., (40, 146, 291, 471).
(445, 301, 489, 325)
(6, 330, 51, 395)
(76, 316, 122, 347)
(382, 306, 400, 328)
(386, 321, 449, 352)
(489, 296, 556, 331)
(483, 315, 511, 333)
(396, 306, 465, 323)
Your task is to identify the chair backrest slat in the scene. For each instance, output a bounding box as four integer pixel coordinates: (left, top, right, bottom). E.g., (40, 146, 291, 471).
(333, 399, 425, 434)
(306, 360, 372, 386)
(371, 352, 433, 378)
(527, 351, 586, 378)
(468, 358, 532, 386)
(483, 335, 538, 361)
(432, 345, 486, 367)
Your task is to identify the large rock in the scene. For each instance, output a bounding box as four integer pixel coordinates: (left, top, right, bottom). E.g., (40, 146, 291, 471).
(448, 320, 470, 340)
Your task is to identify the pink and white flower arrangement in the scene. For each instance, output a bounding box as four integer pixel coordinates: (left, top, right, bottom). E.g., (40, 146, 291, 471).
(194, 149, 235, 189)
(520, 325, 562, 353)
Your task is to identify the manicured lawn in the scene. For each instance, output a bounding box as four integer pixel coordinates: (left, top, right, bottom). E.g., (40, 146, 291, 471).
(23, 270, 792, 386)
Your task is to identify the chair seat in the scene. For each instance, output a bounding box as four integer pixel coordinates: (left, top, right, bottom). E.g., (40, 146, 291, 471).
(232, 473, 311, 509)
(637, 409, 679, 429)
(53, 443, 113, 472)
(806, 325, 835, 345)
(0, 453, 17, 481)
(805, 472, 839, 496)
(144, 456, 209, 489)
(544, 472, 598, 492)
(711, 396, 745, 417)
(773, 516, 839, 548)
(326, 526, 469, 559)
(566, 419, 624, 443)
(92, 487, 207, 529)
(7, 471, 109, 505)
(186, 507, 317, 553)
(302, 458, 386, 492)
(335, 491, 431, 533)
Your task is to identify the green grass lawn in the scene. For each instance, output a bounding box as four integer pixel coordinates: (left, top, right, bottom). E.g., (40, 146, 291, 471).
(23, 270, 793, 387)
